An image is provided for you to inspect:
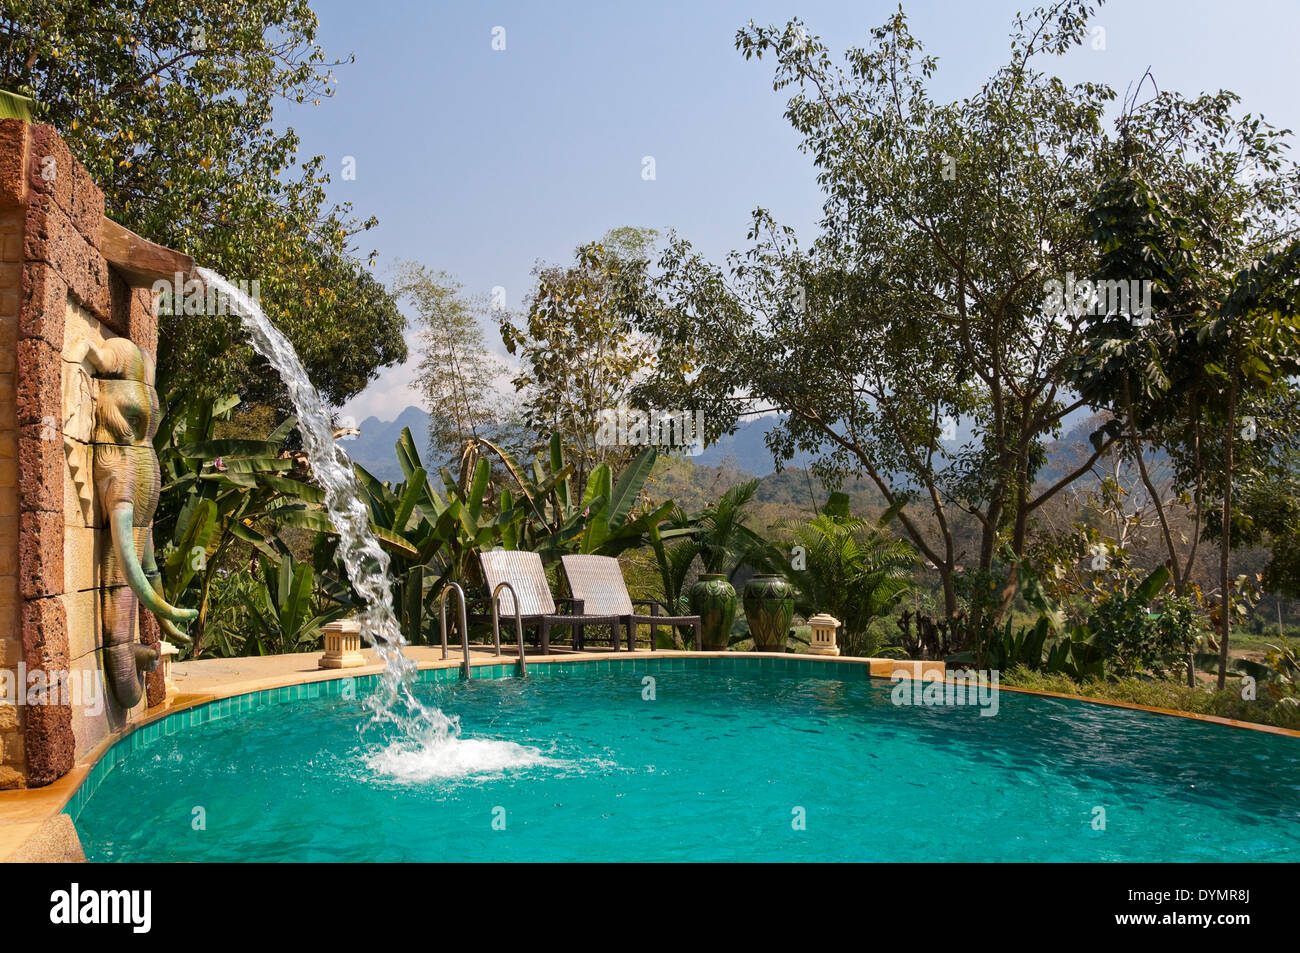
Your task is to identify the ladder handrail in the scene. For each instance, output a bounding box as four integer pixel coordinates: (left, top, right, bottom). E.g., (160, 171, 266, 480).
(490, 581, 527, 677)
(439, 582, 471, 680)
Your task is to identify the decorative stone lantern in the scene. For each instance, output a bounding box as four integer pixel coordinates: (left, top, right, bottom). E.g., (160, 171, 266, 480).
(807, 613, 841, 656)
(319, 619, 365, 669)
(158, 641, 181, 697)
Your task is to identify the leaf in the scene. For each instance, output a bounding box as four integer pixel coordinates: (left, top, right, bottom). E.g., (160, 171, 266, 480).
(608, 446, 657, 530)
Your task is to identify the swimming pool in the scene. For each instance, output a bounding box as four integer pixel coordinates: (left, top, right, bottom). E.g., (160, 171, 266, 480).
(69, 658, 1300, 862)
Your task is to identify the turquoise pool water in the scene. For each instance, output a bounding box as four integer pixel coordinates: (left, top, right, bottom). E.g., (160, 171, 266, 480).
(71, 662, 1300, 861)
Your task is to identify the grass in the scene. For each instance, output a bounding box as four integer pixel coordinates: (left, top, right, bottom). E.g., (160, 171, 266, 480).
(1000, 669, 1300, 731)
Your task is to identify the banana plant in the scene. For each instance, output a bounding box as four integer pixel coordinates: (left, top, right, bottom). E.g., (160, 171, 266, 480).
(291, 427, 526, 644)
(979, 617, 1053, 671)
(1042, 626, 1107, 680)
(238, 553, 351, 656)
(476, 433, 677, 561)
(290, 428, 690, 645)
(154, 388, 322, 657)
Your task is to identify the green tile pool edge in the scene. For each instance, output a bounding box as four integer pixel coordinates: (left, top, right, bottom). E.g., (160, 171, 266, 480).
(60, 655, 868, 822)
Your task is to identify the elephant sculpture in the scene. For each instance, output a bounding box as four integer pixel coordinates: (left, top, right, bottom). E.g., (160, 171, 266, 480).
(83, 336, 196, 708)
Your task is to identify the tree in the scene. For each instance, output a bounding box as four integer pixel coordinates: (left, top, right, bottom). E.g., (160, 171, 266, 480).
(394, 262, 508, 465)
(634, 5, 1120, 624)
(501, 228, 657, 485)
(1199, 247, 1300, 686)
(1076, 81, 1300, 687)
(0, 1, 406, 405)
(1229, 446, 1300, 600)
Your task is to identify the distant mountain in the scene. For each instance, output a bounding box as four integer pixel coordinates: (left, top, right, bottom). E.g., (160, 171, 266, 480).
(341, 406, 798, 483)
(693, 418, 806, 476)
(695, 408, 1106, 480)
(343, 405, 1110, 489)
(340, 405, 430, 483)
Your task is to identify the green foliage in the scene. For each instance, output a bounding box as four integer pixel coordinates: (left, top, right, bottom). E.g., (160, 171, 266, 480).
(480, 434, 676, 563)
(153, 386, 325, 656)
(1087, 570, 1201, 679)
(0, 0, 406, 404)
(501, 230, 657, 485)
(306, 429, 676, 645)
(691, 480, 770, 577)
(982, 617, 1052, 673)
(237, 553, 349, 656)
(0, 86, 34, 120)
(1041, 632, 1106, 681)
(331, 428, 519, 643)
(1073, 75, 1300, 686)
(1262, 638, 1300, 697)
(1000, 669, 1300, 731)
(1203, 636, 1300, 707)
(1222, 458, 1300, 597)
(641, 480, 782, 649)
(647, 505, 699, 621)
(951, 565, 1200, 680)
(780, 493, 915, 657)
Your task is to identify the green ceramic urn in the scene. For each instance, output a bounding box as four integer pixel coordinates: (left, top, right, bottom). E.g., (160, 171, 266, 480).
(689, 573, 737, 651)
(742, 573, 795, 651)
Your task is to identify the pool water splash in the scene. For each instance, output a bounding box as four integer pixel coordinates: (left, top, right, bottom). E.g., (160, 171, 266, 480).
(365, 734, 554, 784)
(199, 268, 535, 778)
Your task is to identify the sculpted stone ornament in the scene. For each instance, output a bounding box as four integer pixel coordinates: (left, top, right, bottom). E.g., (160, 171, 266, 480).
(80, 337, 196, 708)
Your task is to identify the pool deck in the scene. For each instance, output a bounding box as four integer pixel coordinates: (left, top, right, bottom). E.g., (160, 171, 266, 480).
(0, 647, 941, 862)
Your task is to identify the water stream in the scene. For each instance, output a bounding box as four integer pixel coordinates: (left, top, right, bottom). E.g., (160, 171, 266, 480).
(197, 269, 543, 777)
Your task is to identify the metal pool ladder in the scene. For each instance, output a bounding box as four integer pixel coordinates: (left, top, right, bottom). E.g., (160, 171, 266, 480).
(439, 582, 471, 680)
(491, 581, 527, 677)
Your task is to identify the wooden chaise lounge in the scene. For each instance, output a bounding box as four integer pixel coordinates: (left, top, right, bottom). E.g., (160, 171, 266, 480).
(560, 554, 703, 651)
(465, 550, 623, 653)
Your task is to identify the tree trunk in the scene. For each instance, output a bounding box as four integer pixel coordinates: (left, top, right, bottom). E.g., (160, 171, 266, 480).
(939, 567, 958, 619)
(1216, 376, 1238, 691)
(1122, 382, 1181, 594)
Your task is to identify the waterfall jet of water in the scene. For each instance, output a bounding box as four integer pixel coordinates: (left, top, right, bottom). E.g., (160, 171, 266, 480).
(195, 268, 455, 742)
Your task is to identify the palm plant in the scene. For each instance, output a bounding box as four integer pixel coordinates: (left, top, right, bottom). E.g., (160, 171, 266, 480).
(649, 504, 700, 612)
(694, 480, 771, 578)
(646, 482, 774, 634)
(782, 493, 916, 656)
(648, 480, 776, 650)
(311, 428, 524, 644)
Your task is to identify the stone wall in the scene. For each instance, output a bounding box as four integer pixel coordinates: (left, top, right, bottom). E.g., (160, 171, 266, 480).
(0, 120, 163, 788)
(0, 194, 24, 789)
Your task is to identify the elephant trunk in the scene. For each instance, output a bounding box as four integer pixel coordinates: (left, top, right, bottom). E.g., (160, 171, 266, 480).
(102, 505, 170, 708)
(110, 505, 193, 624)
(101, 641, 157, 710)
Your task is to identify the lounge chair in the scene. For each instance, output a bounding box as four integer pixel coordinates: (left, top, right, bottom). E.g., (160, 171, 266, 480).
(560, 554, 703, 651)
(466, 550, 623, 653)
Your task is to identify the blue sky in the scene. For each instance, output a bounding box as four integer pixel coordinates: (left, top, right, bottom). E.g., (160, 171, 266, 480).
(277, 0, 1300, 421)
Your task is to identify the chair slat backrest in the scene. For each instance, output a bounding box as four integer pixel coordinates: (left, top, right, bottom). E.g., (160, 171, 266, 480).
(561, 555, 635, 617)
(480, 550, 556, 616)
